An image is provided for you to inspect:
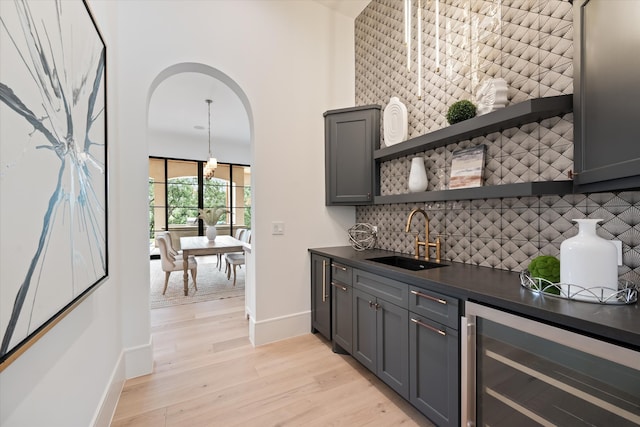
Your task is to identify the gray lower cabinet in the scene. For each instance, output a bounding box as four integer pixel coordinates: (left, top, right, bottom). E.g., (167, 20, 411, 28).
(314, 259, 460, 424)
(353, 270, 410, 399)
(324, 105, 380, 205)
(311, 254, 331, 340)
(409, 314, 459, 427)
(331, 262, 353, 354)
(409, 286, 460, 427)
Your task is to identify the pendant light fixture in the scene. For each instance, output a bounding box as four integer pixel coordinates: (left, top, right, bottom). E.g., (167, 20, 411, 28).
(203, 98, 217, 179)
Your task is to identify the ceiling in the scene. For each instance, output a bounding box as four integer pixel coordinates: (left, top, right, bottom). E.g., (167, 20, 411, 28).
(148, 72, 250, 147)
(147, 0, 370, 150)
(314, 0, 370, 19)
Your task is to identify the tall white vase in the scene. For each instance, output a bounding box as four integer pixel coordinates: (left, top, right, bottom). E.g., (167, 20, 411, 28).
(408, 157, 428, 193)
(560, 219, 618, 301)
(206, 225, 217, 241)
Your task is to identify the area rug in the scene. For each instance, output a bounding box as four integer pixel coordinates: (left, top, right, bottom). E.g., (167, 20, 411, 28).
(149, 255, 245, 309)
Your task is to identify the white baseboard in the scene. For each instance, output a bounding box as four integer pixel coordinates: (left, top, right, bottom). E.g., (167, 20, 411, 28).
(124, 337, 154, 379)
(91, 351, 125, 427)
(251, 310, 311, 346)
(92, 338, 154, 426)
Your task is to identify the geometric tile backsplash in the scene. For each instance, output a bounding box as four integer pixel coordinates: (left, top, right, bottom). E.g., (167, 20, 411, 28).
(354, 0, 640, 283)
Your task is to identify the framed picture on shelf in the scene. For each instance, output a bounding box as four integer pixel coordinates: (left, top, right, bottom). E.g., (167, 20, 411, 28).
(449, 145, 485, 189)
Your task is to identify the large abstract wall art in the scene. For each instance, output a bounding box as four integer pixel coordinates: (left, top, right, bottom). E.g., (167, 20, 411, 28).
(0, 0, 107, 369)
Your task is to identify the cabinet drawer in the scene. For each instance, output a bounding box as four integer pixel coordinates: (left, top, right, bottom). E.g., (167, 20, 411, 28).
(331, 262, 352, 285)
(354, 269, 408, 308)
(409, 286, 459, 330)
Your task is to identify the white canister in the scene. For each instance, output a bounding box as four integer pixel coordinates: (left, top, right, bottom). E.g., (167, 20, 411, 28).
(560, 219, 618, 301)
(408, 157, 428, 193)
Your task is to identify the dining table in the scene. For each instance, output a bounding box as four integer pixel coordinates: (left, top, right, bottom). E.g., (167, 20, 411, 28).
(179, 235, 246, 296)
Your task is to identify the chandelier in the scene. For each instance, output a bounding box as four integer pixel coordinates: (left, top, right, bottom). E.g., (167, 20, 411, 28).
(203, 99, 217, 179)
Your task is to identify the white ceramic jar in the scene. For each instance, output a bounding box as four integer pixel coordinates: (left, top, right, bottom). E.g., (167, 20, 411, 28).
(560, 219, 618, 301)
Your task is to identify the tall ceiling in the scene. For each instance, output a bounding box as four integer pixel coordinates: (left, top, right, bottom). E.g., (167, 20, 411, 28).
(148, 72, 250, 147)
(147, 0, 370, 153)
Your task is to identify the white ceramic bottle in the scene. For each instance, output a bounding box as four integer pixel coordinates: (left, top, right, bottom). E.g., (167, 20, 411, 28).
(408, 157, 428, 193)
(560, 219, 618, 301)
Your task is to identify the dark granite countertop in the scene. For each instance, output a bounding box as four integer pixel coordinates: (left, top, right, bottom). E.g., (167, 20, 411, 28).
(309, 246, 640, 351)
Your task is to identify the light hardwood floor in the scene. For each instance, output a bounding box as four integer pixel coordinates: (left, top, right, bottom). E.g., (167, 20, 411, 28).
(111, 296, 433, 426)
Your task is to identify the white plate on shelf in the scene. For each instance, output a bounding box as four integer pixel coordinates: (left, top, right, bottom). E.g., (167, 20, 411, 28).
(383, 97, 408, 146)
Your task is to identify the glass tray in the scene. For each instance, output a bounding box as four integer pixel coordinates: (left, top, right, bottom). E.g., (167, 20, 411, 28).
(519, 271, 638, 305)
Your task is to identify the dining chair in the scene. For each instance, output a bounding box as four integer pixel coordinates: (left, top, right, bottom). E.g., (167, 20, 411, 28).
(224, 230, 251, 287)
(157, 231, 181, 258)
(217, 228, 246, 270)
(156, 234, 197, 295)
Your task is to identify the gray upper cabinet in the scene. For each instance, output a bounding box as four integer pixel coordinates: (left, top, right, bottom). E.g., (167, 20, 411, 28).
(324, 105, 381, 205)
(573, 0, 640, 192)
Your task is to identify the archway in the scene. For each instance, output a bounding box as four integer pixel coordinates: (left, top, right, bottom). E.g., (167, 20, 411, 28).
(146, 63, 256, 332)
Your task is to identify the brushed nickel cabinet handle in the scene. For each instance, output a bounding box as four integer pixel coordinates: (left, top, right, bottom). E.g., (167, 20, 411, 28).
(411, 318, 446, 336)
(322, 260, 327, 303)
(331, 282, 347, 292)
(411, 289, 447, 305)
(331, 263, 348, 272)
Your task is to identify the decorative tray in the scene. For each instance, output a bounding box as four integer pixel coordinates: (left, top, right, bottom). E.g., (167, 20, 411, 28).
(520, 271, 638, 305)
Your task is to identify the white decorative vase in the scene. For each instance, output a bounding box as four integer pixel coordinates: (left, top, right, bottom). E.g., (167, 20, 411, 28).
(383, 97, 408, 146)
(206, 225, 217, 241)
(408, 157, 428, 193)
(560, 219, 618, 301)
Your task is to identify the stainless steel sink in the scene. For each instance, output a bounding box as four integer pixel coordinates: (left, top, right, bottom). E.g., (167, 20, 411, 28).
(367, 255, 448, 271)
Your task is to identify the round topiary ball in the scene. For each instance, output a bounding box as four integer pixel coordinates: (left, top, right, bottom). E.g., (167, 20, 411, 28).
(446, 100, 477, 124)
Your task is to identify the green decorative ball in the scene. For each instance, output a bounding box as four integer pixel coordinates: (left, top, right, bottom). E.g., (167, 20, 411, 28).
(446, 100, 477, 124)
(528, 255, 561, 295)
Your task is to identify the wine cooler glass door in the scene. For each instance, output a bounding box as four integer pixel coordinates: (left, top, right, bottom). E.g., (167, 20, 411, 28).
(463, 302, 640, 427)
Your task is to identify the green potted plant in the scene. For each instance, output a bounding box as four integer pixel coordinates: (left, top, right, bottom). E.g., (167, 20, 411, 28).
(198, 207, 227, 241)
(446, 100, 477, 124)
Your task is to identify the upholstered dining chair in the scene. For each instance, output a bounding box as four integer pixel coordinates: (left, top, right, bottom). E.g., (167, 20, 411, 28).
(157, 231, 181, 258)
(156, 234, 197, 295)
(217, 228, 246, 270)
(224, 230, 251, 287)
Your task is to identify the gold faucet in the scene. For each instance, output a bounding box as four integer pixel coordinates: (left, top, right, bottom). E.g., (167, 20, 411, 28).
(405, 208, 441, 262)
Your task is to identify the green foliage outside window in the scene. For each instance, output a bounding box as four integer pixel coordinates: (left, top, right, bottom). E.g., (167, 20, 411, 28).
(149, 172, 251, 240)
(149, 180, 155, 239)
(244, 186, 252, 227)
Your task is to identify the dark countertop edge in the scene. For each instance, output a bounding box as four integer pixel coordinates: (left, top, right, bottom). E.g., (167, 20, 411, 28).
(309, 246, 640, 352)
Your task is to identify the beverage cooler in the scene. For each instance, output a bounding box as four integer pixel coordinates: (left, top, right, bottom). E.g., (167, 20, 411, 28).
(462, 302, 640, 426)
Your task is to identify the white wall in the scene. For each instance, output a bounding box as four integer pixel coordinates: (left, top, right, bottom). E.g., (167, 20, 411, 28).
(112, 0, 358, 346)
(0, 2, 137, 427)
(1, 1, 358, 425)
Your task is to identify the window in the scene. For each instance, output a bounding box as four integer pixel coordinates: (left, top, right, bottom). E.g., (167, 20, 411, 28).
(148, 157, 251, 254)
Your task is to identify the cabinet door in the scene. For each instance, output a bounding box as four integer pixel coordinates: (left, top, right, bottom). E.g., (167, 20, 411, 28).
(574, 0, 640, 191)
(377, 300, 409, 399)
(324, 106, 380, 205)
(311, 254, 331, 340)
(409, 313, 459, 427)
(353, 288, 377, 373)
(332, 281, 353, 354)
